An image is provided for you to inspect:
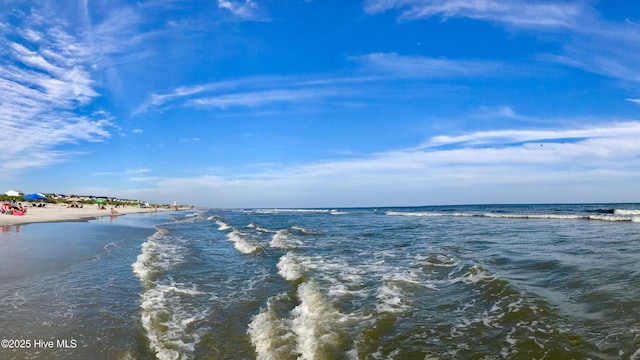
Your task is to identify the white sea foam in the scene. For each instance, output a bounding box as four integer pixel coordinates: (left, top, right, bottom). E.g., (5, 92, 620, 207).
(215, 220, 231, 231)
(417, 253, 459, 268)
(375, 282, 410, 314)
(247, 293, 296, 360)
(457, 266, 496, 285)
(388, 210, 640, 223)
(291, 225, 322, 235)
(248, 222, 275, 233)
(270, 229, 303, 250)
(277, 253, 306, 281)
(614, 209, 640, 216)
(252, 209, 331, 214)
(227, 230, 261, 254)
(132, 229, 182, 281)
(291, 281, 350, 360)
(139, 281, 206, 360)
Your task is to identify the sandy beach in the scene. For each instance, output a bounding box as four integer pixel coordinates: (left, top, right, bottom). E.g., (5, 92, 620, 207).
(0, 203, 176, 226)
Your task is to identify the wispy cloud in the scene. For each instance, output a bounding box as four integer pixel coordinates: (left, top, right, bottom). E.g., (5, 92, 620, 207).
(187, 88, 343, 109)
(363, 0, 588, 29)
(0, 10, 112, 172)
(363, 1, 640, 88)
(135, 75, 355, 113)
(218, 0, 268, 21)
(135, 53, 507, 114)
(418, 121, 640, 148)
(350, 52, 504, 78)
(121, 120, 640, 207)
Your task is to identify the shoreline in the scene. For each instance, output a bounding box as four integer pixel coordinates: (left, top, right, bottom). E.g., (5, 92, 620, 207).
(0, 204, 188, 226)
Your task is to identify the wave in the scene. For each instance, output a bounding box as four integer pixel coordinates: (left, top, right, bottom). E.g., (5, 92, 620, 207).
(247, 222, 276, 233)
(270, 229, 302, 250)
(247, 293, 297, 360)
(375, 282, 411, 314)
(614, 209, 640, 216)
(139, 281, 206, 360)
(249, 209, 332, 214)
(387, 210, 640, 223)
(248, 281, 357, 360)
(291, 225, 322, 235)
(276, 253, 307, 282)
(215, 220, 232, 231)
(290, 281, 355, 359)
(226, 229, 262, 254)
(133, 227, 208, 360)
(132, 228, 181, 282)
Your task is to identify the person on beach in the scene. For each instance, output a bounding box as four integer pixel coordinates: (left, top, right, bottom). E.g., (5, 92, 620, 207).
(4, 202, 27, 215)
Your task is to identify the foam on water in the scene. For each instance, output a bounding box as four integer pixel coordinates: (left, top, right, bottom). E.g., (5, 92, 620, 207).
(387, 210, 640, 223)
(614, 209, 640, 216)
(215, 220, 231, 231)
(133, 228, 209, 360)
(139, 281, 206, 360)
(247, 292, 297, 360)
(277, 253, 307, 281)
(456, 265, 496, 285)
(375, 283, 410, 314)
(227, 229, 261, 254)
(248, 222, 276, 233)
(132, 228, 182, 281)
(291, 225, 322, 235)
(270, 229, 303, 250)
(290, 281, 353, 360)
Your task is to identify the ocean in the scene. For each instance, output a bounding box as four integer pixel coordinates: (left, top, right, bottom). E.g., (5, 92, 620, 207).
(1, 204, 640, 359)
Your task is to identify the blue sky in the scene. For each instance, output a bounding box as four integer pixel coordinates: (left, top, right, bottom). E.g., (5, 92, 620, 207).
(1, 0, 640, 207)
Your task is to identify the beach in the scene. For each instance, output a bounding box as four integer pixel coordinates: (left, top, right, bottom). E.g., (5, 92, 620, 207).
(0, 204, 177, 227)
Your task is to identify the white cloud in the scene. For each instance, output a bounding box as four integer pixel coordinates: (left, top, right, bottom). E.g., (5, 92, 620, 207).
(126, 168, 152, 174)
(218, 0, 268, 21)
(362, 1, 640, 88)
(350, 52, 504, 78)
(0, 10, 112, 172)
(188, 88, 342, 109)
(120, 121, 640, 207)
(135, 75, 353, 113)
(363, 0, 588, 29)
(419, 122, 640, 148)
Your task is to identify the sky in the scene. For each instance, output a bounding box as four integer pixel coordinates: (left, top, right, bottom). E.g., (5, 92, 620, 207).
(1, 0, 640, 208)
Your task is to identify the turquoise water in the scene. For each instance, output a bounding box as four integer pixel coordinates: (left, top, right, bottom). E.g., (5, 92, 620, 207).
(1, 204, 640, 359)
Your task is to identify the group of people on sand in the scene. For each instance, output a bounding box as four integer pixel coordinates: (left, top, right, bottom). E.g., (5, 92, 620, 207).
(0, 200, 28, 216)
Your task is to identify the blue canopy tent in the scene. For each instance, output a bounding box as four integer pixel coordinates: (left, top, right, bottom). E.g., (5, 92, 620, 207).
(23, 193, 47, 201)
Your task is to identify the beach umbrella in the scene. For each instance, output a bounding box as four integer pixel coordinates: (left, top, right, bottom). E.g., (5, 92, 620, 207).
(23, 193, 46, 201)
(96, 198, 106, 203)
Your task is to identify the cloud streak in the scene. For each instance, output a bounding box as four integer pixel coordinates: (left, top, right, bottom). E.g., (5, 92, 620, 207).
(218, 0, 268, 21)
(136, 53, 508, 114)
(0, 10, 112, 172)
(363, 0, 640, 88)
(363, 0, 588, 29)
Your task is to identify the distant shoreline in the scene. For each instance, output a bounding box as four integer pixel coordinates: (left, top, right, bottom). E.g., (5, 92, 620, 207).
(0, 204, 189, 227)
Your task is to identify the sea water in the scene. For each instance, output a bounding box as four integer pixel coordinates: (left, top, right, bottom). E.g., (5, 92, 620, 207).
(1, 204, 640, 359)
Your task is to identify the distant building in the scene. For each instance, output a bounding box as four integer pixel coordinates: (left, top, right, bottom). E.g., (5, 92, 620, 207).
(5, 189, 24, 197)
